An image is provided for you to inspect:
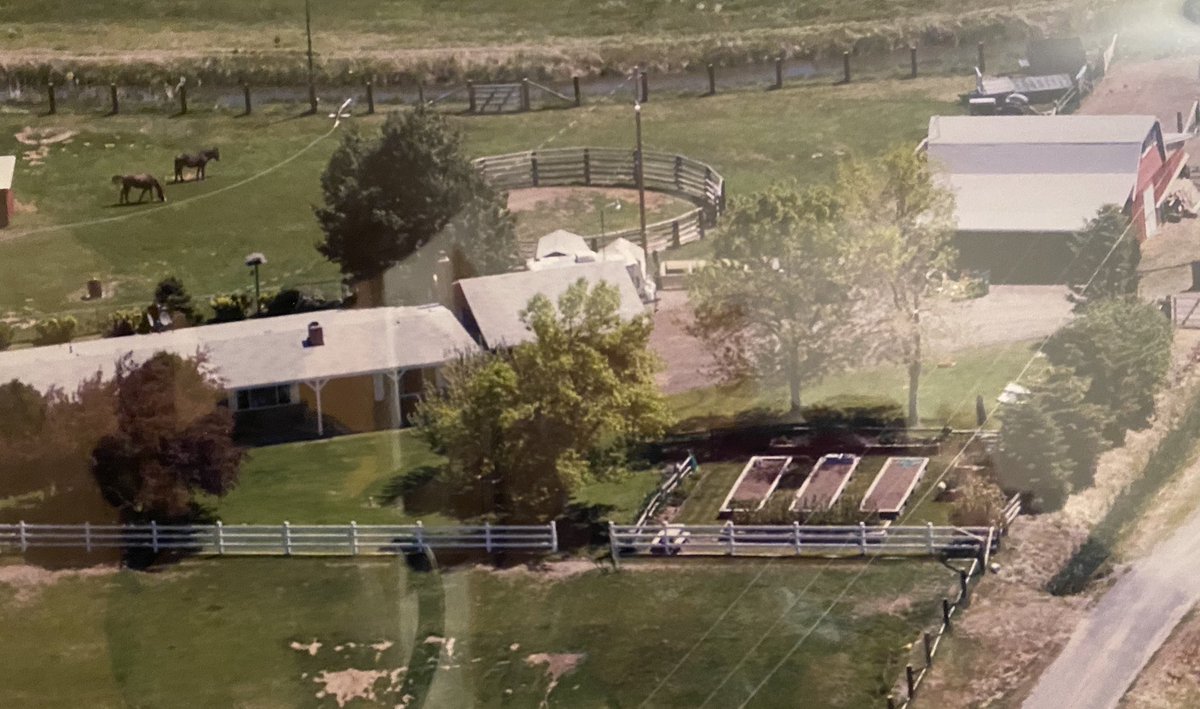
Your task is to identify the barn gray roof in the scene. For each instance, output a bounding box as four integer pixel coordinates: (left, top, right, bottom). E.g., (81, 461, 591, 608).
(455, 261, 646, 348)
(0, 305, 477, 394)
(926, 115, 1158, 233)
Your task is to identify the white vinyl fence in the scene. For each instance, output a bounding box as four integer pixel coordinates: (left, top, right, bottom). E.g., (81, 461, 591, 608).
(609, 522, 1000, 565)
(0, 521, 558, 556)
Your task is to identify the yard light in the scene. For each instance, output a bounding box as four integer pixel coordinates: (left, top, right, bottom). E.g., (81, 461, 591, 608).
(245, 252, 267, 314)
(634, 102, 648, 264)
(599, 200, 622, 239)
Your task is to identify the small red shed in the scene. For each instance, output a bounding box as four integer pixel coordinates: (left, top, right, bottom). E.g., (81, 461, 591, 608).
(0, 156, 14, 228)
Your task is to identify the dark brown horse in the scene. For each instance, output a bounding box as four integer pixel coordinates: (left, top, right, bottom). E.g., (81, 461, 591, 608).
(173, 147, 220, 182)
(112, 174, 166, 204)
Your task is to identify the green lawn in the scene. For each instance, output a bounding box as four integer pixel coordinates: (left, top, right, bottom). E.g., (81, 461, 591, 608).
(0, 555, 957, 708)
(670, 340, 1038, 430)
(206, 429, 658, 525)
(0, 75, 962, 327)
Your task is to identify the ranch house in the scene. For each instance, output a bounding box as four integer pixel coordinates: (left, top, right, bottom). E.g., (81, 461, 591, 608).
(0, 306, 477, 440)
(924, 114, 1188, 283)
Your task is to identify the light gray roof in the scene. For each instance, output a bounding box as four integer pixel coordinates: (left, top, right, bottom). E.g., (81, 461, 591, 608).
(928, 115, 1157, 145)
(455, 261, 646, 348)
(926, 115, 1158, 233)
(0, 305, 478, 394)
(534, 229, 595, 261)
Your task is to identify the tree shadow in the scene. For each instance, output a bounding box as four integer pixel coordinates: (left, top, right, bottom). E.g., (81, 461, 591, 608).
(558, 501, 617, 549)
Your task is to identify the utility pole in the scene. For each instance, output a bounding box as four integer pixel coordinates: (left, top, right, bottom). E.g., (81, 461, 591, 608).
(305, 0, 317, 113)
(634, 102, 648, 264)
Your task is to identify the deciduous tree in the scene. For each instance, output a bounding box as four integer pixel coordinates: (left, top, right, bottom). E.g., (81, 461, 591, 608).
(839, 147, 957, 425)
(687, 184, 863, 412)
(417, 280, 672, 522)
(91, 352, 243, 524)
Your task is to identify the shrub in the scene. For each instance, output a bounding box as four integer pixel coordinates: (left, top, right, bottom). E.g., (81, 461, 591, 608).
(802, 394, 905, 431)
(33, 316, 78, 346)
(949, 473, 1007, 527)
(154, 276, 201, 325)
(0, 322, 12, 351)
(263, 288, 338, 317)
(104, 309, 149, 338)
(209, 292, 252, 323)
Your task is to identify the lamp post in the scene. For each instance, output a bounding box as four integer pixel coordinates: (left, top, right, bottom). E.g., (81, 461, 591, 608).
(305, 0, 317, 114)
(634, 102, 648, 264)
(245, 252, 267, 315)
(599, 200, 622, 239)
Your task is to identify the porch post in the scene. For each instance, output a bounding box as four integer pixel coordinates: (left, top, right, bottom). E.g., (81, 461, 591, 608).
(305, 379, 328, 436)
(387, 369, 408, 429)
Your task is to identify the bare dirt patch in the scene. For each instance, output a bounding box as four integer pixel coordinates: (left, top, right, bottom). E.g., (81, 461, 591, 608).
(650, 289, 721, 394)
(312, 667, 406, 708)
(1080, 55, 1200, 128)
(484, 559, 601, 581)
(0, 563, 117, 604)
(526, 652, 584, 708)
(1122, 610, 1200, 708)
(14, 127, 77, 146)
(506, 187, 672, 214)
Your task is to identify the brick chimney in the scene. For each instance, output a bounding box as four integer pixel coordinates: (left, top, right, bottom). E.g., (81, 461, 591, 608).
(305, 321, 324, 347)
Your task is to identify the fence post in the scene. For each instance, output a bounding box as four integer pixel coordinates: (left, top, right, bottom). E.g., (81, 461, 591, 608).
(674, 154, 683, 189)
(609, 521, 621, 569)
(774, 54, 784, 90)
(349, 520, 359, 555)
(109, 83, 119, 114)
(151, 520, 160, 553)
(698, 217, 706, 240)
(842, 51, 852, 84)
(583, 148, 591, 185)
(910, 46, 918, 78)
(530, 152, 539, 187)
(923, 631, 933, 666)
(484, 521, 493, 553)
(1178, 110, 1185, 133)
(573, 76, 582, 106)
(549, 520, 558, 552)
(18, 521, 27, 552)
(926, 521, 934, 554)
(415, 520, 425, 554)
(958, 569, 969, 602)
(179, 82, 188, 115)
(467, 80, 476, 113)
(216, 520, 225, 554)
(283, 521, 293, 556)
(671, 220, 680, 247)
(793, 521, 801, 555)
(858, 521, 867, 555)
(906, 664, 916, 699)
(640, 70, 649, 103)
(520, 77, 531, 112)
(242, 82, 252, 114)
(84, 522, 92, 553)
(942, 598, 952, 629)
(707, 63, 716, 95)
(47, 83, 56, 114)
(365, 81, 374, 114)
(977, 41, 986, 73)
(725, 520, 735, 555)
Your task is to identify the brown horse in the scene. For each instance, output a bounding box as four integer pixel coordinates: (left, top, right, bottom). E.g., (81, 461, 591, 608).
(112, 174, 166, 204)
(173, 147, 220, 182)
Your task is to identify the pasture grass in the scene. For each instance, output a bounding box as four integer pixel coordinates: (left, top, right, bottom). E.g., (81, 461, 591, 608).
(0, 75, 963, 326)
(670, 340, 1037, 431)
(0, 555, 957, 708)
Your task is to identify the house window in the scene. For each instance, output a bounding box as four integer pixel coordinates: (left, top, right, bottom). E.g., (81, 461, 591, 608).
(235, 384, 294, 411)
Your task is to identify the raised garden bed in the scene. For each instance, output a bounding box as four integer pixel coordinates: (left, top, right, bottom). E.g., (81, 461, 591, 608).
(718, 455, 793, 517)
(791, 453, 860, 512)
(859, 456, 929, 519)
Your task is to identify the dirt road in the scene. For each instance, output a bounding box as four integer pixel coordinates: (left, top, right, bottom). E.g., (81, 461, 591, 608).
(1022, 501, 1200, 709)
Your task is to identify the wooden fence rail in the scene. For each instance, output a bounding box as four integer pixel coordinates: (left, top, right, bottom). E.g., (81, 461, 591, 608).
(0, 521, 558, 556)
(633, 454, 700, 528)
(608, 522, 1000, 565)
(473, 147, 725, 250)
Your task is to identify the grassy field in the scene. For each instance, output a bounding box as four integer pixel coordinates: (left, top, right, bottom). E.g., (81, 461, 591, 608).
(203, 429, 659, 526)
(670, 340, 1038, 430)
(0, 76, 963, 327)
(0, 555, 958, 708)
(0, 0, 1095, 86)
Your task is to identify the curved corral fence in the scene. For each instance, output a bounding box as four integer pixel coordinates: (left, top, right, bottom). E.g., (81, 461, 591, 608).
(473, 147, 726, 253)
